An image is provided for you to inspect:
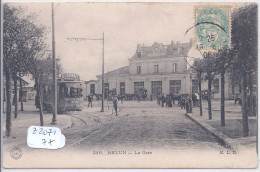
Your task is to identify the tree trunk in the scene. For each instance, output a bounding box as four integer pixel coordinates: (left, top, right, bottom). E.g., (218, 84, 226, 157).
(248, 73, 254, 116)
(198, 72, 203, 116)
(36, 79, 44, 126)
(13, 76, 18, 118)
(208, 76, 212, 120)
(241, 72, 249, 137)
(20, 77, 24, 111)
(221, 70, 225, 126)
(5, 69, 12, 137)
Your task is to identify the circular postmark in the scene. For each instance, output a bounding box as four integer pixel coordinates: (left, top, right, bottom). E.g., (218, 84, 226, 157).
(10, 147, 23, 160)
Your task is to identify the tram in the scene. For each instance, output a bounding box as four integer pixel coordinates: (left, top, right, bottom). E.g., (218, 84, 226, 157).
(42, 73, 84, 114)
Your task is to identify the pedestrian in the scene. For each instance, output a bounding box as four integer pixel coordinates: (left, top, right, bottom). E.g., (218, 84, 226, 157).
(166, 94, 169, 107)
(185, 96, 193, 113)
(88, 94, 93, 107)
(168, 95, 172, 107)
(180, 95, 186, 109)
(171, 94, 175, 106)
(158, 94, 161, 105)
(150, 94, 153, 101)
(112, 95, 118, 116)
(161, 94, 166, 107)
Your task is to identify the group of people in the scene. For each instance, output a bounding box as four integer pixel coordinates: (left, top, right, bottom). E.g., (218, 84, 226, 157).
(156, 94, 174, 107)
(156, 94, 193, 113)
(87, 93, 194, 116)
(86, 94, 119, 116)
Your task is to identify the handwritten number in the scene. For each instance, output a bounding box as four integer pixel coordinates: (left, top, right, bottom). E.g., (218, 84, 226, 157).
(39, 128, 43, 134)
(48, 139, 55, 146)
(33, 128, 37, 134)
(43, 130, 47, 135)
(32, 127, 58, 147)
(47, 129, 56, 136)
(47, 129, 52, 136)
(42, 139, 47, 145)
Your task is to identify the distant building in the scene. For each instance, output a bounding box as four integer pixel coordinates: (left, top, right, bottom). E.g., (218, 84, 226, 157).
(85, 80, 98, 96)
(3, 74, 36, 102)
(86, 39, 239, 99)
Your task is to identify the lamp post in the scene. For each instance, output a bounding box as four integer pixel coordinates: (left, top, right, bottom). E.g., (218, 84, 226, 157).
(66, 33, 105, 112)
(51, 2, 57, 124)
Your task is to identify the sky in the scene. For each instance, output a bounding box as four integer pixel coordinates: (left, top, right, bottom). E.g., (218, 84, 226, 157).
(7, 2, 242, 81)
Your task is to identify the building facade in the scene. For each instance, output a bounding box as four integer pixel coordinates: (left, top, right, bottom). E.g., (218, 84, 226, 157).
(87, 39, 238, 99)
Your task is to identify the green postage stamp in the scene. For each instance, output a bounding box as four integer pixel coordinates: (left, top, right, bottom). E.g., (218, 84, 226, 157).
(195, 6, 231, 50)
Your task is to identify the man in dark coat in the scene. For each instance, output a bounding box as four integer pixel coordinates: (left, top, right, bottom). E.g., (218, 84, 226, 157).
(161, 94, 166, 107)
(87, 94, 93, 108)
(157, 94, 160, 105)
(168, 95, 173, 107)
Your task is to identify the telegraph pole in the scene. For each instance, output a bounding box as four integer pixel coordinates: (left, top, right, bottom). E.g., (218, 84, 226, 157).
(51, 2, 57, 124)
(66, 33, 105, 112)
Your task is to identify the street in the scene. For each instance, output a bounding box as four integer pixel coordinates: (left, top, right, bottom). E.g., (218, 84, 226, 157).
(62, 101, 224, 152)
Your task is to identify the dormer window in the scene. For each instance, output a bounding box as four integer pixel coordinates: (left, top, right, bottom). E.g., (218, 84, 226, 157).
(137, 51, 141, 58)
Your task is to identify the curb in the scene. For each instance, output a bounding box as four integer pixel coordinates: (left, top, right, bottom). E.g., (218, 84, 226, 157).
(48, 115, 73, 131)
(61, 116, 73, 131)
(185, 113, 233, 149)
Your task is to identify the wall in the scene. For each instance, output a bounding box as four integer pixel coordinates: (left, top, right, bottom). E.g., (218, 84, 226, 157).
(129, 56, 187, 76)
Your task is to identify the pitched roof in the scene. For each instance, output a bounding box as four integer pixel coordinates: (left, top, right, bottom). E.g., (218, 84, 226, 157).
(130, 41, 192, 60)
(84, 80, 97, 84)
(97, 66, 129, 77)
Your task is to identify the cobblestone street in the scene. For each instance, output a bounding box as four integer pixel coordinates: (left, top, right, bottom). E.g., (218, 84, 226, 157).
(63, 100, 224, 151)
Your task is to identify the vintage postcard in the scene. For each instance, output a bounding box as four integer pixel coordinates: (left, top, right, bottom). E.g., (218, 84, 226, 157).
(1, 1, 258, 168)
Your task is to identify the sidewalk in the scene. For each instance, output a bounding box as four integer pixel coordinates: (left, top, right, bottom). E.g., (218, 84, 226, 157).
(186, 100, 257, 150)
(2, 100, 72, 149)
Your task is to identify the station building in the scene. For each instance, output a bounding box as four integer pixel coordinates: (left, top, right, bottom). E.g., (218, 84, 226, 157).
(85, 39, 240, 99)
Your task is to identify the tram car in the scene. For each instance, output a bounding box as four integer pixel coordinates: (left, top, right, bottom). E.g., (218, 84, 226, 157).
(42, 73, 84, 114)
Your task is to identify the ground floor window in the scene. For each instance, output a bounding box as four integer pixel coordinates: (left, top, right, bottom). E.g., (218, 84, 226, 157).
(120, 82, 125, 95)
(192, 79, 199, 94)
(134, 82, 144, 94)
(151, 81, 162, 95)
(169, 80, 181, 95)
(90, 84, 95, 95)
